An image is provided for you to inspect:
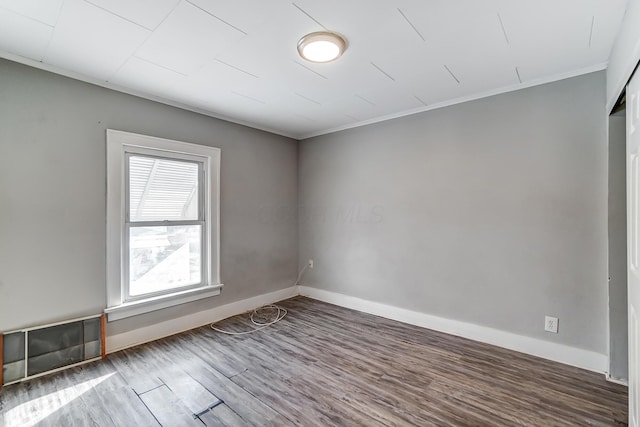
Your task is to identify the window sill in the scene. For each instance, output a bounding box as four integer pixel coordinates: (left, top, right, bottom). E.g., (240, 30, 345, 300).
(104, 284, 223, 322)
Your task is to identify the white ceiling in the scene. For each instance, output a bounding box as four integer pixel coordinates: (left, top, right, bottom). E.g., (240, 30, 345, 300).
(0, 0, 629, 139)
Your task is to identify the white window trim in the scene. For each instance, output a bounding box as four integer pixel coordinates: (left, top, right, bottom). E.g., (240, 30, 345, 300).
(105, 129, 222, 322)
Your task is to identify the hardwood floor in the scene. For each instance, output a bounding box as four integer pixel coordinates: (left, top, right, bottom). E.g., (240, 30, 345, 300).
(0, 296, 628, 426)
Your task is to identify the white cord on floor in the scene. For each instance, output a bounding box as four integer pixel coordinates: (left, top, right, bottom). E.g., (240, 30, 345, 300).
(210, 264, 309, 335)
(211, 304, 288, 335)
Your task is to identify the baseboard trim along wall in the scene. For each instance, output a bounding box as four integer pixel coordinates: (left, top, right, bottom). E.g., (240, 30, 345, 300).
(106, 284, 608, 375)
(297, 286, 608, 375)
(105, 286, 298, 354)
(606, 374, 629, 386)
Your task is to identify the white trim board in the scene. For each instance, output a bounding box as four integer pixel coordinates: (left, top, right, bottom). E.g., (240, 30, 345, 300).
(606, 374, 629, 386)
(105, 285, 297, 353)
(298, 286, 608, 374)
(106, 283, 611, 377)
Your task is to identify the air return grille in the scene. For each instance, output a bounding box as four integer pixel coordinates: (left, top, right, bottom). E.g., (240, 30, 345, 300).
(1, 314, 105, 387)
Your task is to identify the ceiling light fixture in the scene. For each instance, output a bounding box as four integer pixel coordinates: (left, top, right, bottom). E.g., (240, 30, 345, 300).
(297, 31, 347, 63)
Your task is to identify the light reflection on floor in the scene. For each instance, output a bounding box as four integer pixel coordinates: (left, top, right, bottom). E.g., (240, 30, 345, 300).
(4, 373, 115, 427)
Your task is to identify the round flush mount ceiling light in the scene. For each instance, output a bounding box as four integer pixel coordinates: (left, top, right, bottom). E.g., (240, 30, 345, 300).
(297, 31, 347, 63)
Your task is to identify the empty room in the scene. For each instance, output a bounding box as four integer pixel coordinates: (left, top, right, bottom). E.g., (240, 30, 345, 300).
(2, 0, 640, 425)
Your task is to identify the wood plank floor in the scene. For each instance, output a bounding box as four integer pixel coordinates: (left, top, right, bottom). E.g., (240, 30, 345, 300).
(0, 296, 628, 426)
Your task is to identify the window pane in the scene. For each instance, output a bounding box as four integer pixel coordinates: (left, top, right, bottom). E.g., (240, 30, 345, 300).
(129, 156, 199, 222)
(129, 225, 202, 297)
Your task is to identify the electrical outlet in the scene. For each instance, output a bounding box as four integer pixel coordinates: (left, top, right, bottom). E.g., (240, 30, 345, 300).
(308, 259, 314, 269)
(545, 316, 559, 333)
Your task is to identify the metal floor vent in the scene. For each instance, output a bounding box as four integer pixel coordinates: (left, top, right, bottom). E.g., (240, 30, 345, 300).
(1, 314, 106, 387)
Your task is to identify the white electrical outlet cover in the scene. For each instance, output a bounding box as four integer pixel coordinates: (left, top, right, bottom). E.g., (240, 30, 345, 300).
(544, 316, 559, 333)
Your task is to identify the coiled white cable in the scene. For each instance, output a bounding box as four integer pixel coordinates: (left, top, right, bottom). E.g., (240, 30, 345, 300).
(210, 264, 308, 335)
(210, 304, 288, 335)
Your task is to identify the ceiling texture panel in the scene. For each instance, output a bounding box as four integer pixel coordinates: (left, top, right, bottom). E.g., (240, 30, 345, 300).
(187, 0, 277, 33)
(0, 0, 64, 26)
(0, 0, 629, 139)
(44, 0, 150, 80)
(134, 1, 245, 76)
(110, 56, 186, 100)
(0, 8, 53, 60)
(83, 0, 180, 30)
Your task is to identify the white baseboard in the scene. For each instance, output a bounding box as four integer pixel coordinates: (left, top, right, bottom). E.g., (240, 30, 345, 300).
(106, 286, 298, 353)
(298, 286, 608, 374)
(606, 374, 629, 386)
(105, 283, 610, 375)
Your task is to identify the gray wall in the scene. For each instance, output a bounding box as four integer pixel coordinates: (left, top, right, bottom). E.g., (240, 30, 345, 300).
(0, 57, 611, 358)
(0, 59, 298, 334)
(299, 71, 608, 353)
(608, 113, 628, 380)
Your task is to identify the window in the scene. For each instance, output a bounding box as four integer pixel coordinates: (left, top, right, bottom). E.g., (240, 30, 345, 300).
(105, 130, 221, 321)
